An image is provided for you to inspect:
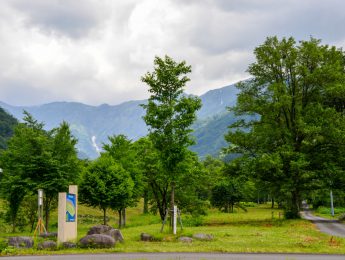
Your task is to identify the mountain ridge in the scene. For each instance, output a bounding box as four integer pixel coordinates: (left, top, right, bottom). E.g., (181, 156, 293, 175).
(0, 83, 240, 158)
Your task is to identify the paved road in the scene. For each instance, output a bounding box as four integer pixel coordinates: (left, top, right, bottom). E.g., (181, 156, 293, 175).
(1, 253, 345, 260)
(301, 209, 345, 238)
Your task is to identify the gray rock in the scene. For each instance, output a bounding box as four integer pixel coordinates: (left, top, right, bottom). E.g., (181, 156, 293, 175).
(179, 236, 193, 243)
(87, 225, 124, 242)
(140, 233, 153, 241)
(62, 242, 77, 248)
(79, 234, 115, 248)
(39, 232, 57, 238)
(193, 233, 214, 241)
(87, 225, 112, 235)
(37, 240, 57, 250)
(106, 228, 124, 242)
(8, 236, 34, 248)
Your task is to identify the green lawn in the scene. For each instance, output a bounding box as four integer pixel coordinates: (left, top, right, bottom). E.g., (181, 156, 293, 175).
(1, 202, 345, 255)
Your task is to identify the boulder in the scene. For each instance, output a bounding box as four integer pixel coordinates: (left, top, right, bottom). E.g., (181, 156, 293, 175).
(79, 234, 115, 248)
(87, 225, 124, 242)
(179, 236, 193, 243)
(8, 236, 34, 248)
(37, 240, 57, 250)
(87, 225, 112, 235)
(140, 233, 153, 241)
(106, 228, 124, 242)
(193, 233, 214, 241)
(62, 242, 77, 248)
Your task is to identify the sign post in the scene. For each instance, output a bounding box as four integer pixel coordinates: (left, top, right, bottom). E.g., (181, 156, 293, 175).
(58, 185, 78, 244)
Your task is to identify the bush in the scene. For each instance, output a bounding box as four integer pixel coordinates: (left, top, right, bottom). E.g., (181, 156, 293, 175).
(183, 215, 204, 227)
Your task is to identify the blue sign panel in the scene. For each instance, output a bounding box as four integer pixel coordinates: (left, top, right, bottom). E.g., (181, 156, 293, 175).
(66, 193, 76, 222)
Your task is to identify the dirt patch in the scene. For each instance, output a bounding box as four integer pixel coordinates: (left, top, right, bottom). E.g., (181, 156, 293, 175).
(328, 236, 341, 248)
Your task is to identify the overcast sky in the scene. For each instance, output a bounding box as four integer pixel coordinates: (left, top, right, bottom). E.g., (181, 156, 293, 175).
(0, 0, 344, 106)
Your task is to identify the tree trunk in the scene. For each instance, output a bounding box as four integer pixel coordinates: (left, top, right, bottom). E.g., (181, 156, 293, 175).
(170, 182, 175, 228)
(118, 210, 122, 228)
(103, 207, 107, 225)
(122, 208, 126, 227)
(286, 189, 300, 219)
(45, 207, 49, 232)
(143, 189, 149, 214)
(12, 215, 16, 233)
(271, 197, 275, 208)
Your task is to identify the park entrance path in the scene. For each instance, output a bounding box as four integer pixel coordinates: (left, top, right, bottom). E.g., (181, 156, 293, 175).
(301, 209, 345, 238)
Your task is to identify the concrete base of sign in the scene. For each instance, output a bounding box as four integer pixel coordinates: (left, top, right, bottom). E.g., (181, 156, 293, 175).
(58, 185, 78, 244)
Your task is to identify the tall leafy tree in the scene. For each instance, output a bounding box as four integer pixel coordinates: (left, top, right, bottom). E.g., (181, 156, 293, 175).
(141, 55, 202, 220)
(79, 154, 134, 226)
(103, 134, 143, 226)
(225, 37, 345, 218)
(0, 112, 80, 231)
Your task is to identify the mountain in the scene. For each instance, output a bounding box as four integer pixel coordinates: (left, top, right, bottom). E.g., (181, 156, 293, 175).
(0, 107, 18, 149)
(0, 83, 240, 158)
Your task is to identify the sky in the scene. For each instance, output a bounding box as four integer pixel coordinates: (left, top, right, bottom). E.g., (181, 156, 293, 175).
(0, 0, 345, 106)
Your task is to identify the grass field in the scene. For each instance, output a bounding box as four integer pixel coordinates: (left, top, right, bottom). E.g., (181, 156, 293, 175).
(1, 202, 345, 255)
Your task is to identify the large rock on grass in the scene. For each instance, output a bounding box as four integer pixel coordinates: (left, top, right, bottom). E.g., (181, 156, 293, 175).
(62, 242, 77, 248)
(38, 240, 57, 250)
(8, 236, 34, 248)
(193, 233, 214, 241)
(87, 225, 124, 242)
(179, 236, 193, 243)
(79, 234, 115, 248)
(140, 233, 154, 241)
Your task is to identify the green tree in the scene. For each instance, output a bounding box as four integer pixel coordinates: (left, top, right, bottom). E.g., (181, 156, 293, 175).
(103, 134, 143, 226)
(141, 55, 202, 221)
(133, 137, 163, 215)
(79, 154, 134, 227)
(225, 37, 345, 218)
(0, 113, 80, 231)
(211, 180, 244, 213)
(41, 121, 80, 229)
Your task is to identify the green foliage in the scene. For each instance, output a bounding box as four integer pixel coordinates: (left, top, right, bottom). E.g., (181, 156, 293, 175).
(0, 107, 17, 150)
(79, 154, 134, 225)
(103, 134, 143, 204)
(141, 55, 202, 175)
(0, 112, 80, 231)
(211, 180, 244, 213)
(141, 55, 202, 219)
(103, 134, 143, 227)
(225, 36, 345, 217)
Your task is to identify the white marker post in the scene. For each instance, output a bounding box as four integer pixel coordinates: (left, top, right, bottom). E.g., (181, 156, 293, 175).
(34, 189, 46, 237)
(173, 205, 177, 235)
(330, 190, 335, 217)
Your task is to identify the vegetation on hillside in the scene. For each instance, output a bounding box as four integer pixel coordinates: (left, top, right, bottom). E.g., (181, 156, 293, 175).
(0, 107, 17, 150)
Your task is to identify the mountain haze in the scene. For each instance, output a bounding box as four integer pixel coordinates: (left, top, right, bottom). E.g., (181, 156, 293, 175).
(0, 84, 239, 158)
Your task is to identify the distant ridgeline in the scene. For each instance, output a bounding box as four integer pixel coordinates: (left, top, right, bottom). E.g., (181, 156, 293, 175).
(0, 83, 241, 159)
(0, 106, 18, 149)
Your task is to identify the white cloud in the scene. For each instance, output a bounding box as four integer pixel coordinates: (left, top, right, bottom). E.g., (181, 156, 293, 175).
(0, 0, 344, 106)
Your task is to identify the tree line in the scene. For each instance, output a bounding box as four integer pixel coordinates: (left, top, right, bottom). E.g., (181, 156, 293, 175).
(1, 36, 345, 232)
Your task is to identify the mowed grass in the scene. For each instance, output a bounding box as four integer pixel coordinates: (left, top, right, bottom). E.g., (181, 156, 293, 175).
(1, 202, 345, 255)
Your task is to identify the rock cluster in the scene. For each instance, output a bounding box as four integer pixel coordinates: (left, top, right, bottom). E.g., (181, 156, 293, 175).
(79, 224, 124, 248)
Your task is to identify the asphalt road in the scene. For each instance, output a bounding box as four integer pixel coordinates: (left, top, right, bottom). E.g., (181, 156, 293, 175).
(1, 253, 345, 260)
(301, 209, 345, 238)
